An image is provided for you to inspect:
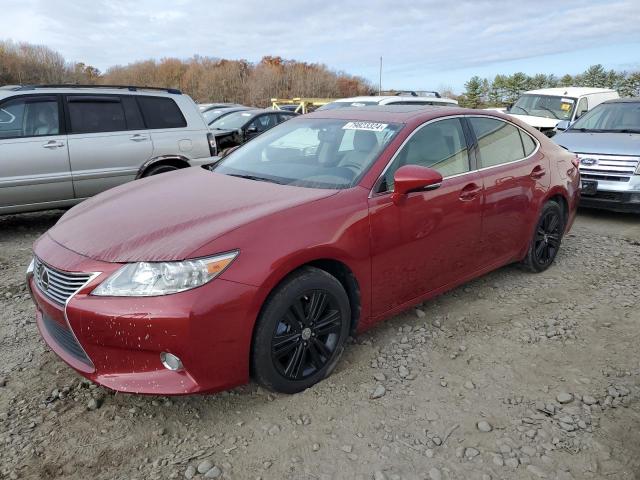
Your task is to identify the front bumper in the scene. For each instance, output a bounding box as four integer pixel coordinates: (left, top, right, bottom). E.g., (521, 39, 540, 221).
(28, 237, 259, 395)
(580, 176, 640, 214)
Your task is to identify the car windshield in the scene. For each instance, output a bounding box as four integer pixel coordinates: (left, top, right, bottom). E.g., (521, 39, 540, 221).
(203, 108, 238, 123)
(210, 111, 256, 130)
(316, 101, 379, 111)
(212, 118, 402, 189)
(510, 94, 576, 120)
(568, 102, 640, 133)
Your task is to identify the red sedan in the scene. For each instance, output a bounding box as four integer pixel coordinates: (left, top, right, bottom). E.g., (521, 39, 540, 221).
(27, 106, 580, 395)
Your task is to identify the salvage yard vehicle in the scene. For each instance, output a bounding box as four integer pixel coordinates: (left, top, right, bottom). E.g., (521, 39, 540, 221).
(317, 95, 458, 111)
(555, 98, 640, 213)
(507, 87, 619, 137)
(27, 105, 579, 395)
(0, 85, 216, 215)
(201, 106, 251, 126)
(209, 108, 297, 153)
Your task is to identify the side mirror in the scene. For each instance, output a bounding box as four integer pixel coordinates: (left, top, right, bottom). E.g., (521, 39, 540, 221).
(391, 165, 443, 205)
(246, 125, 258, 134)
(555, 120, 571, 131)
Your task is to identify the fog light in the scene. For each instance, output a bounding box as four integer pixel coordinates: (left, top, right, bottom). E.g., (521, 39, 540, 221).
(160, 352, 183, 371)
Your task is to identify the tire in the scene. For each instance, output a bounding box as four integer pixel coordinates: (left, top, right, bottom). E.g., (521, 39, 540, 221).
(142, 164, 180, 177)
(521, 200, 565, 273)
(251, 267, 351, 394)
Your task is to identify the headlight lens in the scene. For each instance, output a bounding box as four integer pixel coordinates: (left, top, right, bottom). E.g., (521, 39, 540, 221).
(92, 251, 238, 297)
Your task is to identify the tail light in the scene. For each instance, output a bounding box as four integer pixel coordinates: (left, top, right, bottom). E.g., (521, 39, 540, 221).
(207, 132, 217, 157)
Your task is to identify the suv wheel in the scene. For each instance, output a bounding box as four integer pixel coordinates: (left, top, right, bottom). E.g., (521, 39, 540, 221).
(142, 164, 180, 177)
(522, 200, 564, 272)
(251, 267, 350, 394)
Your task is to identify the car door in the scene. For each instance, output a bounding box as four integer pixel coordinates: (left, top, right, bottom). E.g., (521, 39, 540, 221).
(467, 116, 549, 267)
(368, 117, 483, 316)
(65, 94, 153, 198)
(0, 94, 73, 211)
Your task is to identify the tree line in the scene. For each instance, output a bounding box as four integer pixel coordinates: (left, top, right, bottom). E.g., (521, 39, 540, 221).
(0, 40, 371, 105)
(458, 64, 640, 108)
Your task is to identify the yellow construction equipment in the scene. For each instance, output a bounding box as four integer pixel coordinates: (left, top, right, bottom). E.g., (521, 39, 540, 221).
(270, 98, 334, 114)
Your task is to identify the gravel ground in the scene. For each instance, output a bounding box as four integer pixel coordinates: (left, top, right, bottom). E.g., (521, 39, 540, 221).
(0, 208, 639, 480)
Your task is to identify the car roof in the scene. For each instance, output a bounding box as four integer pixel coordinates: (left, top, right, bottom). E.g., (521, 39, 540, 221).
(332, 95, 455, 103)
(524, 87, 618, 97)
(0, 85, 180, 98)
(304, 104, 479, 123)
(601, 97, 640, 104)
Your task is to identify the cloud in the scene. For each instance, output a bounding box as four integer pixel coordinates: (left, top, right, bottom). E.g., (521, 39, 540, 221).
(2, 0, 639, 86)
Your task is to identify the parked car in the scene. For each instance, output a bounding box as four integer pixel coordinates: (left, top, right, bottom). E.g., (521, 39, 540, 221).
(198, 102, 243, 111)
(0, 85, 216, 215)
(209, 108, 297, 152)
(507, 87, 619, 137)
(201, 106, 251, 126)
(27, 105, 579, 395)
(316, 95, 458, 111)
(554, 98, 640, 213)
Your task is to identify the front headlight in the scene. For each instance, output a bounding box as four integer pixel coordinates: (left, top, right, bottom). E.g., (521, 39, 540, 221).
(91, 251, 238, 297)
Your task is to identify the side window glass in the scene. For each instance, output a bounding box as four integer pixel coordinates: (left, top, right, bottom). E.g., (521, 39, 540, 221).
(520, 130, 537, 156)
(0, 97, 59, 139)
(575, 97, 588, 119)
(122, 96, 145, 130)
(68, 97, 126, 134)
(137, 96, 186, 129)
(469, 117, 525, 168)
(380, 118, 470, 192)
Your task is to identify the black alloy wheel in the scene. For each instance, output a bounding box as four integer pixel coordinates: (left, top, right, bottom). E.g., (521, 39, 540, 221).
(251, 267, 351, 393)
(534, 209, 562, 265)
(522, 200, 564, 273)
(271, 290, 342, 381)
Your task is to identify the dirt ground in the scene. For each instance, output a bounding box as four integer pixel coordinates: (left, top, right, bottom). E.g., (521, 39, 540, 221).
(1, 208, 639, 480)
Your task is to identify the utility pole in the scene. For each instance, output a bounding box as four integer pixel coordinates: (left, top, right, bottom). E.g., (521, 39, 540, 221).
(378, 56, 383, 95)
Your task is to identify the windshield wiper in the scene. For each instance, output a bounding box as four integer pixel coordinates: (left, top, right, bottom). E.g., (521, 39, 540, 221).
(227, 173, 282, 184)
(603, 129, 640, 134)
(510, 105, 529, 115)
(536, 106, 560, 119)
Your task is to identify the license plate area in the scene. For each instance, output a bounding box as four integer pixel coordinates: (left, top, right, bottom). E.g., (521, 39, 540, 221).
(581, 179, 598, 196)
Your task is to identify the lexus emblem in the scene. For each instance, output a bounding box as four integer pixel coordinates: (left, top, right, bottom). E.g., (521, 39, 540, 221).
(580, 157, 598, 166)
(41, 268, 50, 291)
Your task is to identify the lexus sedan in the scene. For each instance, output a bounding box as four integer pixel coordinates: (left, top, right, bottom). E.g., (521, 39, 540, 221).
(27, 106, 580, 395)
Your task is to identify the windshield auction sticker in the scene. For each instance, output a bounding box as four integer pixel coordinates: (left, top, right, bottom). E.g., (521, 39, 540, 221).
(342, 121, 388, 132)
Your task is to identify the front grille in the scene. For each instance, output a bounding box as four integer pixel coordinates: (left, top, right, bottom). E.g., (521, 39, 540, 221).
(33, 257, 92, 306)
(579, 154, 639, 183)
(42, 312, 92, 366)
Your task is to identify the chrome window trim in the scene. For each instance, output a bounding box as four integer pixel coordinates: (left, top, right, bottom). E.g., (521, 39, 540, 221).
(369, 114, 541, 198)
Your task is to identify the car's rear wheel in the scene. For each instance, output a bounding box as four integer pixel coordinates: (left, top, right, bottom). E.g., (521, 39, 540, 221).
(522, 200, 564, 272)
(251, 267, 350, 394)
(142, 164, 180, 177)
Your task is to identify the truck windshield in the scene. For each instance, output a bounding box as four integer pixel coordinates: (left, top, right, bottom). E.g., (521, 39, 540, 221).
(511, 95, 576, 120)
(568, 102, 640, 133)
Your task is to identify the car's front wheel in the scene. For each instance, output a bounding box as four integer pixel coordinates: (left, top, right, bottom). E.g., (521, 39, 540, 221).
(251, 267, 350, 394)
(522, 200, 564, 272)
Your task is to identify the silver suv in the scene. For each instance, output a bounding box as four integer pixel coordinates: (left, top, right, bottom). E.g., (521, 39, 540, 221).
(0, 85, 216, 215)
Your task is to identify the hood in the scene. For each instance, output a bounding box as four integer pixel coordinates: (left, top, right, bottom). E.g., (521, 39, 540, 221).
(554, 131, 640, 156)
(46, 167, 337, 263)
(507, 113, 560, 129)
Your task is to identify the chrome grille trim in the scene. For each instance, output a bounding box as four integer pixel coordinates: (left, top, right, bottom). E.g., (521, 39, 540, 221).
(33, 257, 92, 306)
(578, 154, 640, 183)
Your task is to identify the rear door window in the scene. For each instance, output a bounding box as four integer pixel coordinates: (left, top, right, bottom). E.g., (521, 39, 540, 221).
(468, 117, 526, 168)
(67, 96, 126, 134)
(121, 96, 145, 130)
(0, 96, 60, 139)
(137, 96, 186, 129)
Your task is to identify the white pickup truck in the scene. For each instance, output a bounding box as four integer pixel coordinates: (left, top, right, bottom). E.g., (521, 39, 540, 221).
(506, 87, 619, 137)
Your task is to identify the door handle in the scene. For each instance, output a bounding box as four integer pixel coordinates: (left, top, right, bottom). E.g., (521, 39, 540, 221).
(530, 165, 546, 179)
(42, 140, 64, 149)
(459, 182, 481, 201)
(129, 134, 149, 142)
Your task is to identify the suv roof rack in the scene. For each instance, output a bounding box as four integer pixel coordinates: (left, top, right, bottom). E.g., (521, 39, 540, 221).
(13, 84, 182, 94)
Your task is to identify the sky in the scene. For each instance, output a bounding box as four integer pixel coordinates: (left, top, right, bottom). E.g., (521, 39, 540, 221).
(3, 0, 640, 93)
